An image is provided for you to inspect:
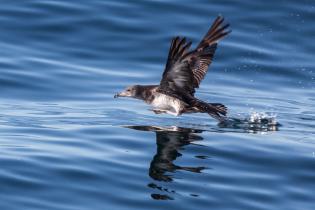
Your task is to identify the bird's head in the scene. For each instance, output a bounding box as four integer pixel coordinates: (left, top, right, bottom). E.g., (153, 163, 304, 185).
(114, 85, 140, 98)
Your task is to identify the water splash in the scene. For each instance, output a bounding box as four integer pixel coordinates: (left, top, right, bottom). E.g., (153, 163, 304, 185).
(219, 111, 280, 133)
(247, 111, 278, 125)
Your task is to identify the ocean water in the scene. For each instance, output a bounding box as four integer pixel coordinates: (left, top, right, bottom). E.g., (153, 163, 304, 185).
(0, 1, 314, 210)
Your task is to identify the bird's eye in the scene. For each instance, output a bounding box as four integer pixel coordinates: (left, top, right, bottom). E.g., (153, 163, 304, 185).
(127, 89, 130, 92)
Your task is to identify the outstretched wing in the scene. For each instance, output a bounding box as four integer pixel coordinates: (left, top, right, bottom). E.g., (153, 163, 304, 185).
(159, 37, 195, 95)
(189, 16, 230, 88)
(160, 37, 194, 93)
(158, 16, 230, 95)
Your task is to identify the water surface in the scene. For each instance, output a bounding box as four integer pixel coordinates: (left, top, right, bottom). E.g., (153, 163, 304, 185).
(0, 1, 314, 210)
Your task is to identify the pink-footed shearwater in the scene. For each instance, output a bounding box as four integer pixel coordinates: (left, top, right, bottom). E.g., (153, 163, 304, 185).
(114, 16, 231, 121)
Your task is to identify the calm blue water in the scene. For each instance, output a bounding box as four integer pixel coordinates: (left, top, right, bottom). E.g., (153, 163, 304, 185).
(0, 1, 314, 210)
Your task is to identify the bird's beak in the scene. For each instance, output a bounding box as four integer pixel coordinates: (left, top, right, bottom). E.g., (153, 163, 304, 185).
(114, 93, 121, 98)
(114, 91, 128, 98)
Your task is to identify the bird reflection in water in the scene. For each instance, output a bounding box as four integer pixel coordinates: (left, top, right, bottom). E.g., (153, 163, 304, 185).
(124, 126, 205, 200)
(125, 121, 279, 200)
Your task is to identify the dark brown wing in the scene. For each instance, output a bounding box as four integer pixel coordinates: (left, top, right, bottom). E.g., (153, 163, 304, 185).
(188, 16, 231, 88)
(159, 36, 195, 95)
(158, 16, 230, 95)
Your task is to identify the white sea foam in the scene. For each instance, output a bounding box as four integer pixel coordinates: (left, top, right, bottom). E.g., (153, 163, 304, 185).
(247, 111, 278, 125)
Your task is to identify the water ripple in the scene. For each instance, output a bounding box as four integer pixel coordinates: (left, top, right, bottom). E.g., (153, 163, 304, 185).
(0, 0, 315, 210)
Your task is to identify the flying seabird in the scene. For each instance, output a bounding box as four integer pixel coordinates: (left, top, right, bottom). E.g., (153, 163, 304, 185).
(114, 16, 231, 121)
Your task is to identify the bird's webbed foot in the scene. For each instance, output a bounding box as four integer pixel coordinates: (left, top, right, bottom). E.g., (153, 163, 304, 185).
(151, 109, 167, 114)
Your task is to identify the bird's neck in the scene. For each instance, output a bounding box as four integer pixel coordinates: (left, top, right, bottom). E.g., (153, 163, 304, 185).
(134, 85, 157, 103)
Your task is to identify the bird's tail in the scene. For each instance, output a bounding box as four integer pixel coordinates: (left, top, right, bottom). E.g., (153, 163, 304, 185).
(190, 99, 227, 121)
(208, 103, 227, 115)
(197, 16, 231, 51)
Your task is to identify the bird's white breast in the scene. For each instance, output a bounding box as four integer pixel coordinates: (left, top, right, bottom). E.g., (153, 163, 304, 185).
(151, 93, 185, 115)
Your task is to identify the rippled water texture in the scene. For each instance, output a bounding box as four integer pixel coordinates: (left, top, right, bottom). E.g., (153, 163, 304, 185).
(0, 1, 314, 210)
